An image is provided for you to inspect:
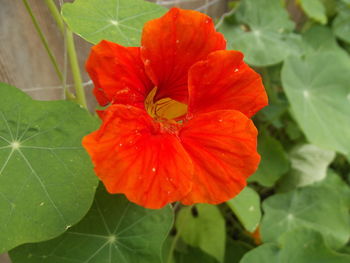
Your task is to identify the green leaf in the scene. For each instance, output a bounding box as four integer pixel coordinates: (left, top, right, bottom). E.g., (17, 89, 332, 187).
(176, 205, 225, 263)
(174, 246, 218, 263)
(249, 134, 289, 187)
(226, 187, 261, 232)
(260, 180, 350, 249)
(235, 0, 294, 32)
(219, 0, 296, 66)
(281, 52, 350, 157)
(302, 25, 346, 55)
(62, 0, 167, 46)
(0, 84, 99, 253)
(231, 30, 297, 66)
(241, 229, 350, 263)
(320, 0, 338, 16)
(10, 185, 174, 263)
(341, 0, 350, 5)
(217, 23, 243, 48)
(333, 7, 350, 44)
(315, 170, 350, 208)
(281, 144, 335, 188)
(299, 0, 327, 24)
(224, 239, 251, 263)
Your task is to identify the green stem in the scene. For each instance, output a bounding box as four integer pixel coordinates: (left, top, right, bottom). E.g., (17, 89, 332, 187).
(22, 0, 63, 82)
(300, 20, 314, 33)
(261, 68, 278, 104)
(44, 0, 65, 34)
(43, 0, 87, 108)
(66, 29, 87, 109)
(166, 205, 193, 263)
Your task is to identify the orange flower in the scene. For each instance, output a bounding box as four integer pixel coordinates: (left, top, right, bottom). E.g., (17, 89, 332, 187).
(83, 8, 268, 209)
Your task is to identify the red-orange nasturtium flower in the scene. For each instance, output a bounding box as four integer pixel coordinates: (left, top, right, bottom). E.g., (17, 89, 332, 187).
(82, 8, 268, 209)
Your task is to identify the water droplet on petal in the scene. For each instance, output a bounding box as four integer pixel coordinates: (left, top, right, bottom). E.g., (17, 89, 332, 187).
(186, 113, 194, 120)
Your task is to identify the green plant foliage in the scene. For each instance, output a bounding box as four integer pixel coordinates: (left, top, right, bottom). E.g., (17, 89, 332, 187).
(315, 170, 350, 207)
(333, 7, 350, 43)
(226, 187, 261, 232)
(219, 0, 297, 66)
(10, 185, 174, 263)
(241, 228, 350, 263)
(280, 144, 335, 188)
(249, 134, 289, 187)
(174, 246, 218, 263)
(235, 0, 294, 31)
(282, 52, 350, 158)
(62, 0, 166, 46)
(5, 0, 350, 262)
(224, 239, 251, 263)
(302, 25, 345, 54)
(260, 174, 350, 249)
(298, 0, 327, 24)
(0, 83, 99, 253)
(176, 205, 225, 263)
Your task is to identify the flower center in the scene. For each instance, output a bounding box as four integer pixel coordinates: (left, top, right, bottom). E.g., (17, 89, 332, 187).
(145, 87, 188, 120)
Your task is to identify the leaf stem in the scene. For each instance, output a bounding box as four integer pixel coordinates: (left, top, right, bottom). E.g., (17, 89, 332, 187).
(66, 29, 88, 109)
(166, 205, 193, 263)
(44, 0, 65, 34)
(22, 0, 63, 83)
(261, 68, 278, 104)
(43, 0, 87, 108)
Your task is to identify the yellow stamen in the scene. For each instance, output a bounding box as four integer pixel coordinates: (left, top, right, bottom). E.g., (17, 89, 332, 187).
(145, 87, 188, 120)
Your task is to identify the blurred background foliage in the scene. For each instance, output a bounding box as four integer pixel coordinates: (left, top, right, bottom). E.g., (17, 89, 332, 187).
(1, 0, 350, 262)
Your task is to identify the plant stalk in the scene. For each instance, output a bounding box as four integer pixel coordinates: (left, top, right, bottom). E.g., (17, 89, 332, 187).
(166, 205, 193, 263)
(66, 29, 87, 109)
(22, 0, 63, 83)
(43, 0, 87, 108)
(261, 68, 278, 104)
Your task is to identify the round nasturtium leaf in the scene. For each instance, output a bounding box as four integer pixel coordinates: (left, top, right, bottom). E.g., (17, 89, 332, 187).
(279, 144, 335, 190)
(222, 0, 296, 66)
(249, 134, 289, 187)
(224, 239, 252, 263)
(281, 52, 350, 157)
(174, 245, 218, 263)
(226, 187, 261, 232)
(260, 180, 350, 249)
(241, 229, 350, 263)
(231, 30, 294, 67)
(176, 205, 225, 263)
(62, 0, 167, 46)
(10, 185, 174, 263)
(298, 0, 327, 24)
(0, 84, 99, 253)
(302, 25, 346, 55)
(333, 8, 350, 44)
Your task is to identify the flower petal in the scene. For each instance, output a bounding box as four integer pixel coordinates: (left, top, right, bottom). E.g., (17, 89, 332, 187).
(86, 40, 153, 108)
(141, 7, 226, 104)
(188, 50, 268, 117)
(82, 105, 193, 209)
(179, 110, 260, 205)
